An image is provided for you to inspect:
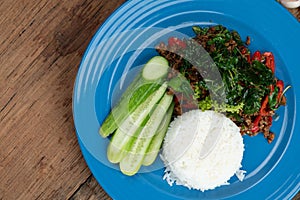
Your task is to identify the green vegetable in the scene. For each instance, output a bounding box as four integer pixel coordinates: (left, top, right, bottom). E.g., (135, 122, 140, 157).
(168, 73, 194, 97)
(198, 96, 244, 113)
(142, 56, 169, 81)
(187, 25, 276, 114)
(142, 102, 174, 166)
(119, 93, 173, 176)
(239, 60, 274, 87)
(107, 82, 168, 163)
(100, 82, 161, 138)
(243, 88, 264, 114)
(100, 56, 169, 137)
(269, 87, 279, 110)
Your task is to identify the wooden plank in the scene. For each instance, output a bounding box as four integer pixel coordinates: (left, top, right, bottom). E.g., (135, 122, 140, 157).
(69, 175, 112, 200)
(288, 7, 300, 20)
(0, 0, 124, 199)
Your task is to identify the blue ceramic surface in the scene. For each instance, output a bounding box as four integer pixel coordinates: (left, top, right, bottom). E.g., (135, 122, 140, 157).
(73, 0, 300, 199)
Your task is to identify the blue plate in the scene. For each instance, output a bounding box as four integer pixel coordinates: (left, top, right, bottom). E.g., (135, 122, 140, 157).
(73, 0, 300, 199)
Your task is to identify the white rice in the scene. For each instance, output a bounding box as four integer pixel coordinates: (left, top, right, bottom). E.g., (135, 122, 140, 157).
(161, 110, 245, 191)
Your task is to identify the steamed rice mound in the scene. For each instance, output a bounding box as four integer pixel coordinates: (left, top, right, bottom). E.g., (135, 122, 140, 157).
(161, 110, 245, 191)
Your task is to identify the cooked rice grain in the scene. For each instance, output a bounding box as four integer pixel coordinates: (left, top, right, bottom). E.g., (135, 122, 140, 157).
(161, 110, 245, 191)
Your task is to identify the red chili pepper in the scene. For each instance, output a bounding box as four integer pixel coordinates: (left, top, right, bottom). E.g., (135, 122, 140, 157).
(251, 115, 261, 133)
(276, 80, 284, 102)
(251, 51, 262, 61)
(240, 47, 247, 54)
(263, 52, 275, 73)
(168, 37, 186, 49)
(246, 54, 251, 63)
(259, 95, 269, 116)
(240, 47, 250, 63)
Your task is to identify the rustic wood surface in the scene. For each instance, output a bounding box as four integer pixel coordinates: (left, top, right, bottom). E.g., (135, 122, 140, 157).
(0, 1, 299, 200)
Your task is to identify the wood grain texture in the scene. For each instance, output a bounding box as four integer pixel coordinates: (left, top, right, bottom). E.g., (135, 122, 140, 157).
(0, 0, 124, 199)
(288, 7, 300, 20)
(0, 1, 299, 200)
(69, 175, 112, 200)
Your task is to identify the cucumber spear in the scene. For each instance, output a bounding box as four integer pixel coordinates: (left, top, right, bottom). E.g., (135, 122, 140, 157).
(107, 82, 168, 163)
(99, 56, 169, 137)
(119, 93, 173, 176)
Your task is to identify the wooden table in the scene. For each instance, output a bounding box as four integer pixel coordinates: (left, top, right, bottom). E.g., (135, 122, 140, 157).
(0, 1, 299, 199)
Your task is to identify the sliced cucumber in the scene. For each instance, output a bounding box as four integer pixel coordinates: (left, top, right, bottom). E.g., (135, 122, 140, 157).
(119, 93, 173, 176)
(142, 102, 174, 166)
(100, 56, 169, 137)
(107, 82, 168, 163)
(142, 56, 169, 81)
